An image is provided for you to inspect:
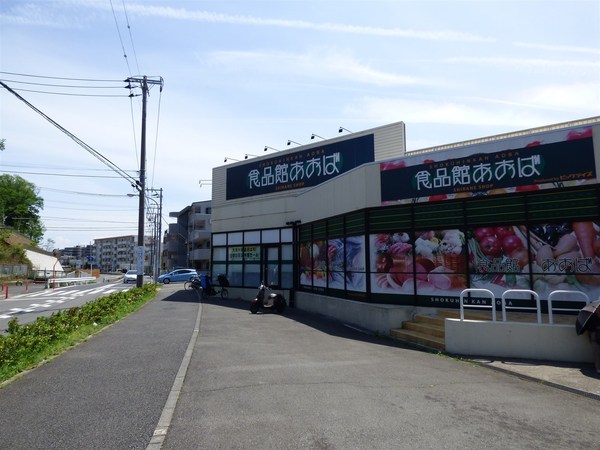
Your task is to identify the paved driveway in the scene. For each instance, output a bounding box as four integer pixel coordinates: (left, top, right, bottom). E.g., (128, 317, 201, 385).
(164, 297, 599, 449)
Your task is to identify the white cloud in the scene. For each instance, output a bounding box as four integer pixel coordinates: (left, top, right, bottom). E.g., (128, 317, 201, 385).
(205, 49, 432, 87)
(512, 41, 600, 56)
(72, 1, 496, 43)
(442, 56, 600, 70)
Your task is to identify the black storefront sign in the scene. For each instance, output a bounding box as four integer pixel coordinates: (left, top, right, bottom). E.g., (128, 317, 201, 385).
(381, 137, 596, 203)
(227, 134, 375, 200)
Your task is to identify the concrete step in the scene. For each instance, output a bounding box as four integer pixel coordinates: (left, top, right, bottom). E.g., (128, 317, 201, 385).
(403, 320, 445, 338)
(413, 314, 444, 326)
(389, 328, 445, 351)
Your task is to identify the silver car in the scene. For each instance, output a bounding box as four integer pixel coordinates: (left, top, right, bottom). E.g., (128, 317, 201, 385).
(123, 270, 138, 283)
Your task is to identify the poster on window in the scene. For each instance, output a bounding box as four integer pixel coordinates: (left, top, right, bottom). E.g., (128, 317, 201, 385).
(413, 230, 468, 297)
(339, 236, 366, 292)
(370, 232, 415, 295)
(468, 225, 530, 298)
(299, 240, 328, 287)
(527, 221, 600, 300)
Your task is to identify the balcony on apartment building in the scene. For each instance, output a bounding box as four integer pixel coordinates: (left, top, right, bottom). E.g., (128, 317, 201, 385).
(189, 247, 211, 261)
(188, 228, 210, 243)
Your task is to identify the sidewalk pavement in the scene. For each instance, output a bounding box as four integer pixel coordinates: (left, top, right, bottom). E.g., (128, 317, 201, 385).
(467, 356, 600, 400)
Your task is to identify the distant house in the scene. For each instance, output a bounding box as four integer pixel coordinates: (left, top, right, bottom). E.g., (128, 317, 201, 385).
(0, 229, 63, 278)
(25, 248, 64, 278)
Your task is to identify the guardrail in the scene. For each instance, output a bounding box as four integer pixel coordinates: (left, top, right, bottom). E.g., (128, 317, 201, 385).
(46, 277, 96, 288)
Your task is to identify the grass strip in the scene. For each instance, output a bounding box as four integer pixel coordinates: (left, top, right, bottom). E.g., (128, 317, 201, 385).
(0, 283, 157, 385)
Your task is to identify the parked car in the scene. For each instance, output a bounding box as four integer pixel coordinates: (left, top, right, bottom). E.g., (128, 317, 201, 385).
(123, 270, 138, 283)
(157, 268, 198, 284)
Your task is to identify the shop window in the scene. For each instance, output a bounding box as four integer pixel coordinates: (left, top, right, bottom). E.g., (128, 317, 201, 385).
(262, 229, 280, 243)
(244, 230, 260, 244)
(244, 263, 261, 287)
(212, 247, 226, 262)
(213, 234, 226, 246)
(228, 232, 243, 245)
(281, 264, 293, 289)
(228, 263, 243, 286)
(281, 228, 293, 242)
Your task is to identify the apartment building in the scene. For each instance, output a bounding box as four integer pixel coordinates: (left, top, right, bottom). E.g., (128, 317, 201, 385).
(162, 200, 211, 273)
(94, 235, 153, 273)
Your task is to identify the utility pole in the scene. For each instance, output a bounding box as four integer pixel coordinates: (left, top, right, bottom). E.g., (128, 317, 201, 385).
(125, 76, 164, 288)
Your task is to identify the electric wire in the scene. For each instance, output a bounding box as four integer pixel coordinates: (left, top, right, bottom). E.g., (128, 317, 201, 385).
(122, 0, 141, 76)
(0, 78, 126, 89)
(150, 87, 163, 187)
(109, 0, 133, 76)
(0, 80, 140, 189)
(0, 71, 122, 82)
(1, 87, 131, 97)
(1, 169, 129, 179)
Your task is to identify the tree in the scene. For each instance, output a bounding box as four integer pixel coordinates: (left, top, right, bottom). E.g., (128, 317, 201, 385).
(0, 174, 45, 243)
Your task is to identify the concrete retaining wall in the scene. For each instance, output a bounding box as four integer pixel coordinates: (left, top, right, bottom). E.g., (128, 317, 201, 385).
(295, 292, 413, 334)
(445, 319, 594, 363)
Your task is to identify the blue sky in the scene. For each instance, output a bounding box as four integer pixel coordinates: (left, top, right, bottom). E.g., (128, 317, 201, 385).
(1, 0, 599, 248)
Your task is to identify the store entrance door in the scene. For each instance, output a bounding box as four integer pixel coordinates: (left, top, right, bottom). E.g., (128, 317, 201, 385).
(262, 245, 280, 287)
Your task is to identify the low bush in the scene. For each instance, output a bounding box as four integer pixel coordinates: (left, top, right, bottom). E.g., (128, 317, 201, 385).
(0, 283, 157, 384)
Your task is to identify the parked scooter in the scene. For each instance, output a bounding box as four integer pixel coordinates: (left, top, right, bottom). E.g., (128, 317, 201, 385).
(250, 282, 286, 314)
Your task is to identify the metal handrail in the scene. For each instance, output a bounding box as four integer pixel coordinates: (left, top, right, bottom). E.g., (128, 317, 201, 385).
(459, 289, 496, 321)
(501, 289, 541, 324)
(547, 290, 590, 324)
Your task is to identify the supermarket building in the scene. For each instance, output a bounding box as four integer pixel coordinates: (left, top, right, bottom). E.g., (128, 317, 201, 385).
(210, 117, 600, 361)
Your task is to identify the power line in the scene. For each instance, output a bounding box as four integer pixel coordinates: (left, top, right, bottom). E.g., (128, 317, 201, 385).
(1, 169, 128, 178)
(0, 71, 123, 82)
(1, 162, 137, 173)
(122, 0, 141, 75)
(39, 187, 134, 197)
(42, 216, 137, 224)
(0, 80, 140, 190)
(0, 87, 131, 97)
(0, 78, 126, 89)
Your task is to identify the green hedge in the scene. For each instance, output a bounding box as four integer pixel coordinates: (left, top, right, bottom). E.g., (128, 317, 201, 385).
(0, 283, 157, 383)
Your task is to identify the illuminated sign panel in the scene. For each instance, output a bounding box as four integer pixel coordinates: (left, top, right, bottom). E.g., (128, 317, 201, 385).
(226, 134, 374, 200)
(381, 128, 596, 204)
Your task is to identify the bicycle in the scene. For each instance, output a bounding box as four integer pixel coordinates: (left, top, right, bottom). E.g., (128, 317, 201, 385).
(199, 274, 230, 299)
(184, 276, 202, 291)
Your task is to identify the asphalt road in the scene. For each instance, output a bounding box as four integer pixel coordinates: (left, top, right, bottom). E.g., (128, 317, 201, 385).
(0, 277, 142, 330)
(0, 284, 598, 449)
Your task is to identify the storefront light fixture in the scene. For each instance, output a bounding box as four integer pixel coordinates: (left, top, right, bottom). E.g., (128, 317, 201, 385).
(339, 126, 353, 134)
(287, 140, 301, 146)
(311, 133, 325, 140)
(264, 146, 280, 152)
(224, 157, 240, 162)
(244, 153, 259, 159)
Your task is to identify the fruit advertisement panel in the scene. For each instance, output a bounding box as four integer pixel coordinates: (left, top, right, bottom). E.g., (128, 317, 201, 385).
(527, 221, 600, 301)
(468, 225, 531, 298)
(468, 221, 600, 302)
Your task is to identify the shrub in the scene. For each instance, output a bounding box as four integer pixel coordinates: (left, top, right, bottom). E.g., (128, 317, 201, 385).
(0, 283, 157, 383)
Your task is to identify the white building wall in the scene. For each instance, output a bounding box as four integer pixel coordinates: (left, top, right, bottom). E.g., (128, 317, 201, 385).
(211, 121, 405, 233)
